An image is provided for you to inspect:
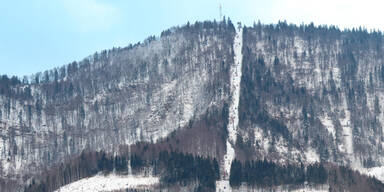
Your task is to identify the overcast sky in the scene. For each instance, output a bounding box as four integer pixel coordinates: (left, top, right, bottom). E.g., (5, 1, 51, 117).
(1, 0, 384, 77)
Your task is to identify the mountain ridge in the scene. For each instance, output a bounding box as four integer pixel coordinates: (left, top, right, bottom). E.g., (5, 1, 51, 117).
(2, 19, 384, 191)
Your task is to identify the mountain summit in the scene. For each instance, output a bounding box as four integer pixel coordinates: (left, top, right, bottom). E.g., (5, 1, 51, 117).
(1, 20, 384, 191)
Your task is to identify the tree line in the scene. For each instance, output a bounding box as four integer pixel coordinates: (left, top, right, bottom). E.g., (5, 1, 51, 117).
(228, 159, 384, 191)
(229, 159, 327, 187)
(24, 150, 219, 192)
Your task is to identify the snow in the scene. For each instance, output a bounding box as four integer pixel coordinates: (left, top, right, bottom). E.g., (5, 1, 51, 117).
(356, 166, 384, 184)
(255, 128, 270, 153)
(224, 25, 243, 176)
(274, 137, 289, 160)
(54, 173, 159, 192)
(217, 24, 243, 191)
(290, 186, 328, 192)
(355, 166, 384, 187)
(319, 114, 335, 138)
(332, 67, 341, 88)
(294, 37, 306, 55)
(161, 79, 177, 93)
(252, 127, 309, 164)
(216, 180, 231, 192)
(181, 82, 195, 128)
(223, 139, 235, 178)
(305, 147, 320, 163)
(340, 93, 353, 155)
(227, 26, 243, 148)
(231, 184, 329, 192)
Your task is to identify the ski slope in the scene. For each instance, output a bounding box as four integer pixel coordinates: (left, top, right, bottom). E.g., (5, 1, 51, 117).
(217, 24, 243, 192)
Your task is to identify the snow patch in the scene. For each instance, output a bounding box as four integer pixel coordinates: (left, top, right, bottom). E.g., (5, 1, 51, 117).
(274, 137, 289, 159)
(232, 184, 329, 192)
(290, 186, 328, 192)
(356, 166, 384, 183)
(305, 147, 320, 163)
(340, 93, 353, 155)
(294, 37, 306, 55)
(181, 85, 195, 128)
(216, 180, 231, 192)
(319, 114, 335, 138)
(332, 67, 341, 88)
(253, 128, 305, 164)
(54, 173, 159, 192)
(161, 79, 177, 93)
(223, 139, 235, 179)
(254, 128, 270, 153)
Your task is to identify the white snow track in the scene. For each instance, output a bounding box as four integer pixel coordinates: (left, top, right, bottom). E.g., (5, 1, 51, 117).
(54, 173, 159, 192)
(216, 24, 243, 192)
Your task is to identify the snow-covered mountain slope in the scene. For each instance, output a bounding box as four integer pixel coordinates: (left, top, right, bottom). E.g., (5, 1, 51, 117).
(2, 20, 384, 191)
(0, 21, 235, 190)
(238, 22, 384, 170)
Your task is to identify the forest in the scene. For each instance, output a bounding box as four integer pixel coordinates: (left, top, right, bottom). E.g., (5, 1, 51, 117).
(24, 147, 384, 192)
(0, 19, 235, 191)
(229, 159, 327, 187)
(229, 159, 384, 191)
(3, 19, 384, 192)
(24, 150, 219, 192)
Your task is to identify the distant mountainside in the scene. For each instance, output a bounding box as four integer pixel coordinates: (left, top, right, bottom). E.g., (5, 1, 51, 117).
(1, 20, 384, 191)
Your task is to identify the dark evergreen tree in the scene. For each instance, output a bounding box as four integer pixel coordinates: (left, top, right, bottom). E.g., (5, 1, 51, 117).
(229, 160, 242, 187)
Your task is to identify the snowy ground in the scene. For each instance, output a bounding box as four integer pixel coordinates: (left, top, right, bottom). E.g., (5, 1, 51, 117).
(229, 184, 329, 192)
(338, 93, 358, 167)
(290, 186, 329, 192)
(304, 147, 320, 163)
(223, 23, 243, 178)
(54, 173, 159, 192)
(216, 24, 243, 192)
(319, 114, 335, 138)
(216, 180, 231, 192)
(357, 166, 384, 183)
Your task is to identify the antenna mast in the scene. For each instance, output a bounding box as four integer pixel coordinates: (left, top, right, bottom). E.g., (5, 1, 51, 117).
(219, 2, 222, 20)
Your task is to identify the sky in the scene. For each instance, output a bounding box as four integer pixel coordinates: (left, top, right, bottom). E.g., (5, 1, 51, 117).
(1, 0, 384, 77)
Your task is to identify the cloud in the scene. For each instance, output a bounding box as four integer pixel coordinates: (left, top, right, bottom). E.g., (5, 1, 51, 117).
(60, 0, 121, 32)
(264, 0, 384, 30)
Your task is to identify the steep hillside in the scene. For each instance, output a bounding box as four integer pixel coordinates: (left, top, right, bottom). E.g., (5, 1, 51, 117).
(2, 20, 384, 191)
(0, 20, 235, 191)
(238, 22, 384, 168)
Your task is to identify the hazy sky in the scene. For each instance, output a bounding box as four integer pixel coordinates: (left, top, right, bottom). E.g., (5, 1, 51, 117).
(1, 0, 384, 77)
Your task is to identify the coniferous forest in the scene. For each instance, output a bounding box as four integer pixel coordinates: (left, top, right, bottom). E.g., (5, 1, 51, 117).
(24, 146, 384, 192)
(229, 159, 327, 187)
(24, 150, 219, 192)
(229, 159, 384, 192)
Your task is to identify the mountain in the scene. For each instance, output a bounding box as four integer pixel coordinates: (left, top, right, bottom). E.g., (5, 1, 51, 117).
(1, 20, 384, 191)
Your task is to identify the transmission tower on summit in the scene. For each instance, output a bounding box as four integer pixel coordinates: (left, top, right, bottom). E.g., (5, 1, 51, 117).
(219, 2, 223, 19)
